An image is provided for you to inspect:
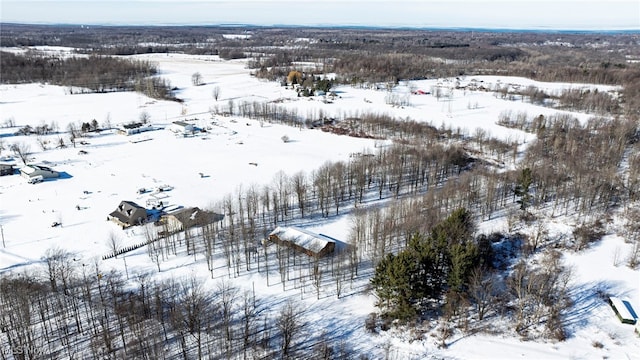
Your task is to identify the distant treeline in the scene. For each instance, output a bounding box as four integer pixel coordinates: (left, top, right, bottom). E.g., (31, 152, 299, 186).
(0, 50, 178, 101)
(2, 24, 640, 115)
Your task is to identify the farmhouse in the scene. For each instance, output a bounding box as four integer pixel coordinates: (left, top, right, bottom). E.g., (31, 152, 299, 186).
(117, 122, 155, 135)
(0, 163, 16, 176)
(19, 164, 59, 179)
(167, 121, 195, 135)
(162, 207, 224, 232)
(608, 297, 637, 325)
(108, 201, 148, 228)
(267, 226, 336, 257)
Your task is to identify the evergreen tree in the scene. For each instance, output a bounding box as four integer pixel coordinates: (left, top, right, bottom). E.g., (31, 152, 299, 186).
(371, 252, 419, 320)
(448, 242, 479, 292)
(315, 78, 333, 92)
(407, 232, 442, 299)
(514, 167, 533, 211)
(371, 208, 482, 321)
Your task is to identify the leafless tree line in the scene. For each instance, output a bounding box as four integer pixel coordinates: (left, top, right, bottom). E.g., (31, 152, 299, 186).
(143, 107, 636, 283)
(136, 108, 635, 335)
(0, 51, 177, 102)
(0, 246, 358, 359)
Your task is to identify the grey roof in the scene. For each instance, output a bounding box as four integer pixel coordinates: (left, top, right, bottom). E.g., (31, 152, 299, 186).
(109, 201, 147, 225)
(168, 207, 224, 228)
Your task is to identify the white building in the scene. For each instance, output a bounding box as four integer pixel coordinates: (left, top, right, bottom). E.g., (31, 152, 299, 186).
(167, 121, 195, 136)
(20, 164, 59, 179)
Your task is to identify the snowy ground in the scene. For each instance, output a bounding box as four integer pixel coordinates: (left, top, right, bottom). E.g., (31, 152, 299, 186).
(0, 48, 638, 359)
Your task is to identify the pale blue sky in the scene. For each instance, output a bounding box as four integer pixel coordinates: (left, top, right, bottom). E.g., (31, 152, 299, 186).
(1, 0, 639, 30)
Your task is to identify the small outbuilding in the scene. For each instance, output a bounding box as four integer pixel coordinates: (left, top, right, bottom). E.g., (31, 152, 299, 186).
(163, 207, 224, 232)
(20, 164, 59, 179)
(108, 201, 148, 228)
(608, 297, 637, 325)
(267, 226, 336, 257)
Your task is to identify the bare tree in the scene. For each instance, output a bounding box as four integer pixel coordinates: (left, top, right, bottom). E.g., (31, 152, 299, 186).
(240, 290, 258, 359)
(217, 280, 238, 357)
(291, 171, 307, 217)
(334, 251, 347, 298)
(67, 122, 80, 148)
(9, 142, 31, 164)
(139, 111, 150, 124)
(107, 231, 122, 258)
(277, 300, 303, 359)
(627, 240, 640, 269)
(529, 221, 548, 253)
(212, 85, 221, 101)
(103, 112, 112, 130)
(36, 135, 49, 151)
(468, 267, 496, 321)
(42, 247, 76, 294)
(312, 257, 322, 299)
(191, 72, 203, 86)
(178, 275, 210, 359)
(312, 331, 334, 360)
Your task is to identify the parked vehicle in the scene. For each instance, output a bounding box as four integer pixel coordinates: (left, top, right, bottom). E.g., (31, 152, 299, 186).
(28, 175, 44, 184)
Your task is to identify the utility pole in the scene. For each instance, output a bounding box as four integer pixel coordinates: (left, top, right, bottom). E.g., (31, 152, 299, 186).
(1, 224, 4, 248)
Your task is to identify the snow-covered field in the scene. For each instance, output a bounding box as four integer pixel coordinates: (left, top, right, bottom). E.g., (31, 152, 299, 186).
(0, 49, 638, 359)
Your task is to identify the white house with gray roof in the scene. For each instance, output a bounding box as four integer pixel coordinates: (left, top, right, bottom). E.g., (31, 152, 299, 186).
(20, 164, 59, 179)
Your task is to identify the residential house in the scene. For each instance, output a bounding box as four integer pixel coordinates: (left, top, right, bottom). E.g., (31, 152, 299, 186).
(108, 201, 148, 228)
(267, 226, 336, 257)
(20, 164, 59, 179)
(163, 207, 224, 233)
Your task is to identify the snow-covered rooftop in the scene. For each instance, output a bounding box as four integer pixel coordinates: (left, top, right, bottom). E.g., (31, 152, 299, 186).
(269, 226, 336, 255)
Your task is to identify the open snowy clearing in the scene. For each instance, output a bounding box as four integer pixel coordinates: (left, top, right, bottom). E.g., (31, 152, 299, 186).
(0, 48, 638, 359)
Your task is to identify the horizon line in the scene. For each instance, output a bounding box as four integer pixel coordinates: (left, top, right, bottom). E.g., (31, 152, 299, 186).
(2, 22, 639, 34)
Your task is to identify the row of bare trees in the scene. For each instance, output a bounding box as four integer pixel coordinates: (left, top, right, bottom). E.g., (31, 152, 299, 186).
(1, 246, 352, 360)
(139, 106, 636, 284)
(127, 108, 637, 343)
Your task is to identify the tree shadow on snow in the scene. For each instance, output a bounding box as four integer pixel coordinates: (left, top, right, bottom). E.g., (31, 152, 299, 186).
(562, 279, 619, 337)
